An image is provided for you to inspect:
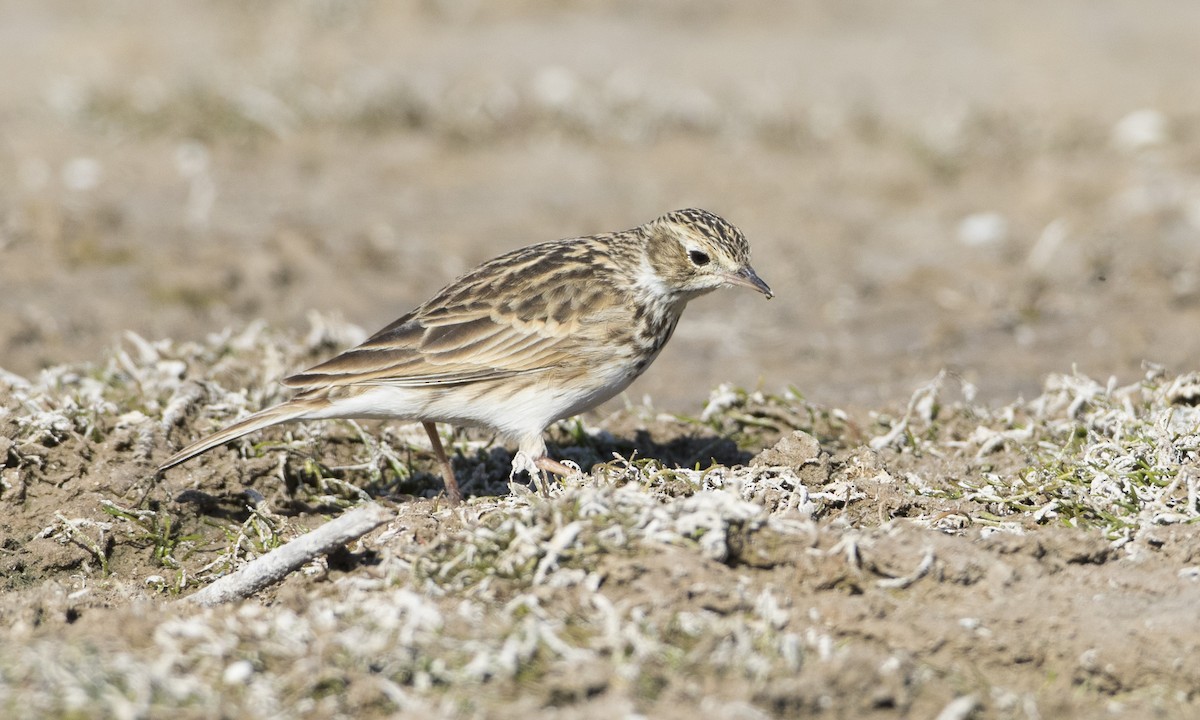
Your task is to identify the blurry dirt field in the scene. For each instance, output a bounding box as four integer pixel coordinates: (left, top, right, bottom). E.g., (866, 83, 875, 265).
(4, 1, 1200, 718)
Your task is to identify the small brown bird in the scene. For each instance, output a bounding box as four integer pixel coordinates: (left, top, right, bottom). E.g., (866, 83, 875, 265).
(158, 208, 772, 502)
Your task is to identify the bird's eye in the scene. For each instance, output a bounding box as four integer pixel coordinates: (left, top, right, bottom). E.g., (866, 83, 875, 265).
(688, 250, 711, 267)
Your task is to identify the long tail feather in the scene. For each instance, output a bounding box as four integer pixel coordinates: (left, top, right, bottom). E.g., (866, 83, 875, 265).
(157, 402, 312, 474)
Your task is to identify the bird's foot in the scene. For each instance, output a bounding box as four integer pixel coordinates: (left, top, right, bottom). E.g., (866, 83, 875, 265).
(510, 452, 581, 495)
(509, 450, 541, 482)
(535, 456, 579, 477)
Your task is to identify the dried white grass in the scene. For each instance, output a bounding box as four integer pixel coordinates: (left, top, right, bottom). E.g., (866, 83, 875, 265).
(873, 366, 1200, 541)
(185, 503, 394, 607)
(5, 318, 1200, 715)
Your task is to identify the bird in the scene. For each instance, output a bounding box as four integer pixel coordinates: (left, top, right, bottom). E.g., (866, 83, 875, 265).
(157, 208, 773, 503)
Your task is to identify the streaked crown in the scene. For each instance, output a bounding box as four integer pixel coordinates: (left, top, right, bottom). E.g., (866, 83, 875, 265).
(641, 208, 772, 300)
(655, 208, 752, 264)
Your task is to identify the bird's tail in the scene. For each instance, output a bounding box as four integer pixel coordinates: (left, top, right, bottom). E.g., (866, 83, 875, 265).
(156, 401, 312, 474)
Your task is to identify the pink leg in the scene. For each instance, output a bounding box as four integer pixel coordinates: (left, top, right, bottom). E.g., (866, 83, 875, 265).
(530, 456, 582, 495)
(535, 456, 578, 477)
(422, 422, 462, 504)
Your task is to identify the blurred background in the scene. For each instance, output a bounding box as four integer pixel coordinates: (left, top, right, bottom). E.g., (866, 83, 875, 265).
(3, 0, 1200, 411)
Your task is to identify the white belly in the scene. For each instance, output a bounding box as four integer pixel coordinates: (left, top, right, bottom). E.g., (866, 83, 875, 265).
(302, 359, 644, 443)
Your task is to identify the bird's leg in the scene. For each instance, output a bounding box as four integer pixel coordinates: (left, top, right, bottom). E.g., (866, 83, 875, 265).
(535, 456, 577, 477)
(533, 456, 582, 495)
(422, 421, 462, 504)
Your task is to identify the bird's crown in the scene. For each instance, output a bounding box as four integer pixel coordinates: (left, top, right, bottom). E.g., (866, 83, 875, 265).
(636, 207, 771, 300)
(651, 208, 751, 264)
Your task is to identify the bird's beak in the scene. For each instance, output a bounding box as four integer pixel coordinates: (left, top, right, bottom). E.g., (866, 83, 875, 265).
(724, 266, 774, 299)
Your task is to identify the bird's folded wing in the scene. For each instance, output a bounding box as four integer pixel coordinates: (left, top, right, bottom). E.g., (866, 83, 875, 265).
(282, 310, 577, 389)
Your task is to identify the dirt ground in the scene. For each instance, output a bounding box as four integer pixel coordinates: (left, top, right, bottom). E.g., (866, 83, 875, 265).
(4, 2, 1200, 718)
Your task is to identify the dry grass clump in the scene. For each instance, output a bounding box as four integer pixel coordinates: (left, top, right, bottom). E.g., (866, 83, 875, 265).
(3, 320, 1200, 717)
(859, 368, 1200, 540)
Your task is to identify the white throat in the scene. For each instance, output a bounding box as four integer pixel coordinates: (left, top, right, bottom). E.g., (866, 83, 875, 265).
(634, 256, 674, 301)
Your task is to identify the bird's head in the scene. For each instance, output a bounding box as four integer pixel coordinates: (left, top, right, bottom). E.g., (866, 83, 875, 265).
(642, 208, 773, 301)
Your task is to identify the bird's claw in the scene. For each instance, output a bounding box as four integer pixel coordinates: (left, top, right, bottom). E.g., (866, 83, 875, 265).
(510, 452, 581, 495)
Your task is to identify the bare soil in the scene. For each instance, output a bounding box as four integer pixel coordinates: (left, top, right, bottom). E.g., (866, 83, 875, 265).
(3, 2, 1200, 718)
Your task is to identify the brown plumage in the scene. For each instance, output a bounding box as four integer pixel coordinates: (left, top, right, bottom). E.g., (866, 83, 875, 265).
(158, 208, 772, 502)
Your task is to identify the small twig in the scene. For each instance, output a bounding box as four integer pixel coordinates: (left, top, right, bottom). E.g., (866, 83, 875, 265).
(320, 476, 372, 503)
(828, 535, 861, 571)
(184, 503, 394, 607)
(160, 381, 206, 430)
(52, 513, 111, 575)
(877, 546, 936, 589)
(532, 521, 584, 585)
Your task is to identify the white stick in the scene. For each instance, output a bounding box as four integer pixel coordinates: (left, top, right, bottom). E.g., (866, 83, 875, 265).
(184, 503, 394, 607)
